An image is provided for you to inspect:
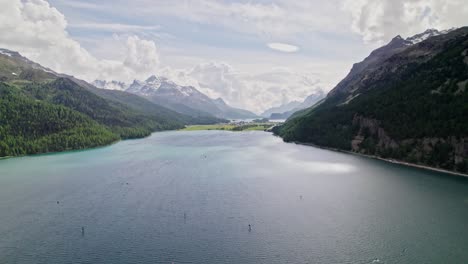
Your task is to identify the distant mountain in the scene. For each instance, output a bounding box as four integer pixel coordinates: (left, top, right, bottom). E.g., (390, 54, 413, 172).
(261, 100, 301, 118)
(211, 97, 259, 119)
(264, 89, 325, 119)
(97, 75, 258, 119)
(297, 90, 326, 110)
(274, 27, 468, 174)
(0, 48, 222, 157)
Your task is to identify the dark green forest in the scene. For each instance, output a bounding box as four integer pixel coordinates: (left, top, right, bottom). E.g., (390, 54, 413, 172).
(0, 76, 219, 157)
(0, 51, 225, 157)
(0, 83, 119, 156)
(275, 29, 468, 173)
(0, 44, 233, 157)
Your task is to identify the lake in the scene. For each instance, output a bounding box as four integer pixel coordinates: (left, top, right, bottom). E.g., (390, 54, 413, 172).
(0, 131, 467, 264)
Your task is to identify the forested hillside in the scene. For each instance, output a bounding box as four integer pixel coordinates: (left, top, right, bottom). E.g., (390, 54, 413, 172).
(0, 83, 119, 156)
(274, 27, 468, 173)
(88, 86, 226, 125)
(0, 48, 221, 157)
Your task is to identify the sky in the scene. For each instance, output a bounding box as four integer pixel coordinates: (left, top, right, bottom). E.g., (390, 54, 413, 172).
(0, 0, 467, 113)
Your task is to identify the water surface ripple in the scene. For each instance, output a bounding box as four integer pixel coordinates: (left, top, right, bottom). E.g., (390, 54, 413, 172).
(0, 131, 467, 263)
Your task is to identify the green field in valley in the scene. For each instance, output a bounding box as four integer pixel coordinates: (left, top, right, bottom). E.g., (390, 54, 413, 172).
(181, 123, 275, 132)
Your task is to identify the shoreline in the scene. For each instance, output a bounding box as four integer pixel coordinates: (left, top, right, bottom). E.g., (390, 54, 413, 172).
(290, 140, 468, 178)
(3, 130, 467, 178)
(0, 138, 123, 161)
(0, 126, 190, 161)
(0, 126, 229, 161)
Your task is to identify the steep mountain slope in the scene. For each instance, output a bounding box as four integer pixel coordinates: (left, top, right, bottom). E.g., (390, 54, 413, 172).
(97, 75, 258, 119)
(88, 86, 225, 125)
(327, 28, 459, 100)
(0, 82, 118, 156)
(212, 98, 258, 119)
(0, 48, 221, 157)
(274, 27, 468, 173)
(20, 78, 176, 138)
(0, 83, 119, 157)
(143, 77, 222, 116)
(0, 48, 57, 82)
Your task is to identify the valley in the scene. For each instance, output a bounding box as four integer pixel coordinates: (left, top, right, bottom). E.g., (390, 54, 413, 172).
(1, 27, 467, 175)
(1, 1, 468, 263)
(180, 121, 276, 132)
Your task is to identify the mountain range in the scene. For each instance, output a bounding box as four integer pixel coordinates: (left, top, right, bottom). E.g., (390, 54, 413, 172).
(274, 27, 468, 174)
(0, 48, 223, 157)
(261, 89, 325, 119)
(93, 76, 258, 120)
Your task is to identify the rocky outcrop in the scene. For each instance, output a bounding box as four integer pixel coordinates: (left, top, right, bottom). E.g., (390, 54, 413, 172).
(351, 114, 468, 171)
(463, 48, 468, 65)
(351, 114, 398, 151)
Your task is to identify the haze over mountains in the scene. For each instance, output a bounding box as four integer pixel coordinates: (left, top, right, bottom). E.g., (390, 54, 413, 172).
(261, 89, 325, 119)
(274, 27, 468, 174)
(93, 76, 258, 119)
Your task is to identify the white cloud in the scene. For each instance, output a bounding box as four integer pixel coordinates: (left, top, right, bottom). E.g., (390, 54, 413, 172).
(267, 43, 299, 53)
(3, 0, 465, 113)
(130, 0, 347, 38)
(159, 62, 323, 113)
(123, 35, 160, 73)
(0, 0, 331, 113)
(69, 23, 160, 32)
(0, 0, 161, 82)
(53, 0, 102, 10)
(343, 0, 468, 43)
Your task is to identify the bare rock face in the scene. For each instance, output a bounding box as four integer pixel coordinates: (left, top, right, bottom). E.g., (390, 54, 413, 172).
(463, 48, 468, 65)
(351, 114, 468, 170)
(351, 114, 398, 152)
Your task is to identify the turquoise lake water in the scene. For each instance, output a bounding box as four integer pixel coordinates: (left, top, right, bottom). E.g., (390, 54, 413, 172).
(0, 131, 467, 263)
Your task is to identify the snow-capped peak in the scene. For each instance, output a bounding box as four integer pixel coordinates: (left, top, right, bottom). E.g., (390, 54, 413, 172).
(406, 28, 457, 45)
(95, 74, 203, 99)
(157, 81, 198, 97)
(131, 79, 144, 86)
(214, 98, 227, 106)
(145, 75, 163, 85)
(0, 49, 13, 57)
